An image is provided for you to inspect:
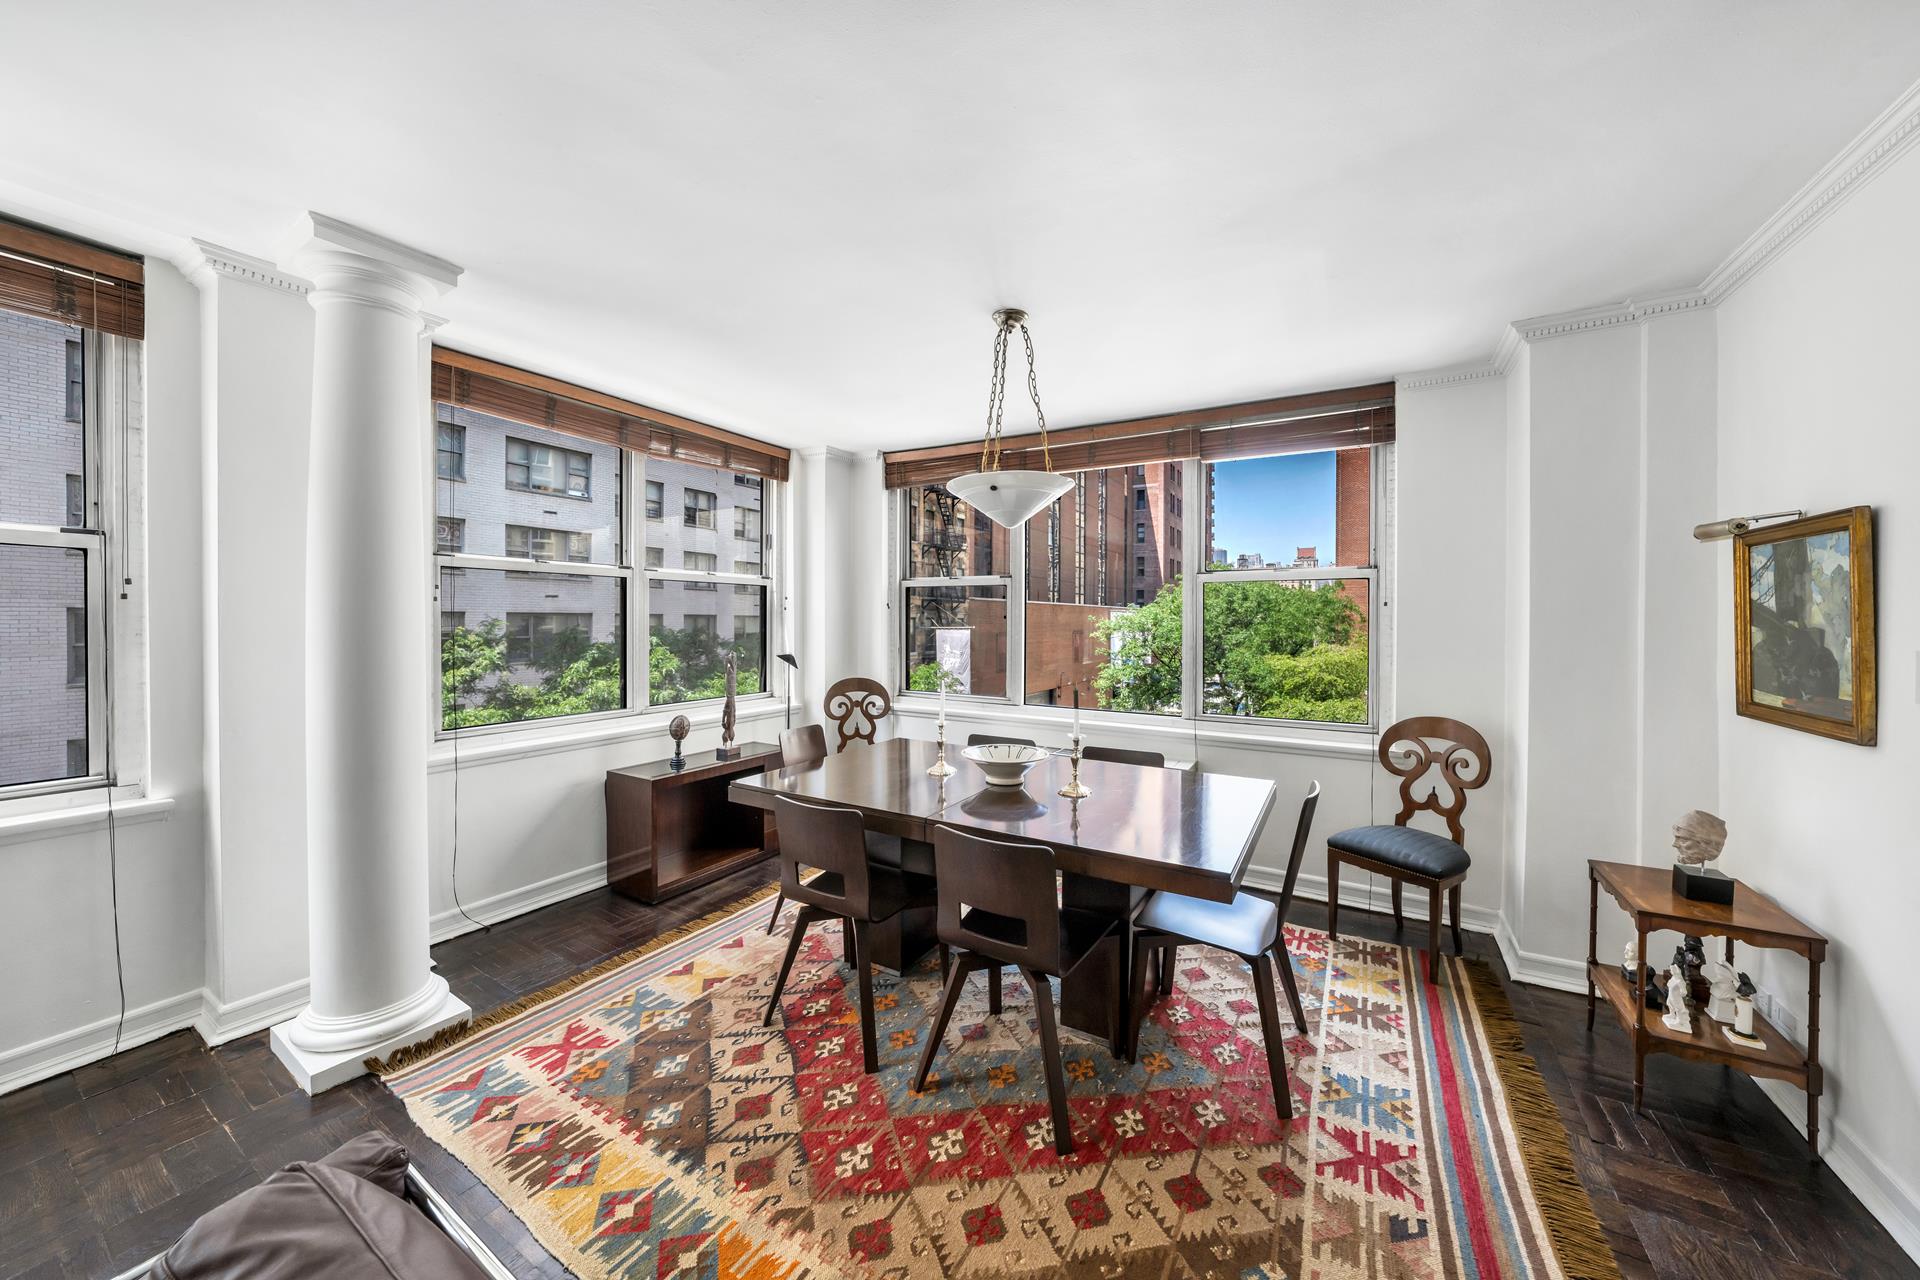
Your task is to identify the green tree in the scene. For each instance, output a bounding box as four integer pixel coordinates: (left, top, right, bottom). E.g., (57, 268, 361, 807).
(907, 662, 962, 693)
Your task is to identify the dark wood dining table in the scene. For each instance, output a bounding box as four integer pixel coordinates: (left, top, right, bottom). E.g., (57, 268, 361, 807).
(729, 736, 1278, 1048)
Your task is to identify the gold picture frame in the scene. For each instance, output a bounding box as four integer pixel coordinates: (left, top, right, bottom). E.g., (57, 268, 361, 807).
(1734, 506, 1875, 745)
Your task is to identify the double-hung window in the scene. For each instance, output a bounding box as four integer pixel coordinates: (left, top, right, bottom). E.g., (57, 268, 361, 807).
(0, 221, 145, 797)
(433, 352, 784, 733)
(888, 385, 1391, 730)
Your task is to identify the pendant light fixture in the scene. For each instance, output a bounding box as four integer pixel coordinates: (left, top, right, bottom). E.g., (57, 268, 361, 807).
(945, 308, 1073, 528)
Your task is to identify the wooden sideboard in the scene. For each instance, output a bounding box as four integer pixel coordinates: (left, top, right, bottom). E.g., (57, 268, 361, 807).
(606, 743, 782, 903)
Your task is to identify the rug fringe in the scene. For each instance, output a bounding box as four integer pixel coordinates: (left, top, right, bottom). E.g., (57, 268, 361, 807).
(365, 884, 782, 1079)
(1457, 957, 1624, 1280)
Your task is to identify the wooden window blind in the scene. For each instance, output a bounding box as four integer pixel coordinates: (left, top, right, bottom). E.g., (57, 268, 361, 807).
(0, 218, 145, 339)
(431, 347, 790, 481)
(882, 381, 1393, 490)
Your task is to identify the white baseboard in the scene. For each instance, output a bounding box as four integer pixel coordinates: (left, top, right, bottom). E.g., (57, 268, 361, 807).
(0, 988, 202, 1096)
(193, 976, 311, 1047)
(1493, 915, 1590, 994)
(1753, 1077, 1920, 1266)
(429, 862, 610, 944)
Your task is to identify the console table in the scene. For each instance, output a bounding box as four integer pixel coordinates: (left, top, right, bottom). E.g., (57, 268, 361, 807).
(606, 743, 782, 902)
(1587, 859, 1827, 1157)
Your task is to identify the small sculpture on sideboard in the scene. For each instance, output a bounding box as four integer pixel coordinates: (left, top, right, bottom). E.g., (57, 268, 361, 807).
(1732, 972, 1759, 1040)
(715, 654, 740, 760)
(1707, 962, 1738, 1023)
(668, 714, 692, 770)
(1672, 809, 1734, 903)
(1662, 969, 1694, 1034)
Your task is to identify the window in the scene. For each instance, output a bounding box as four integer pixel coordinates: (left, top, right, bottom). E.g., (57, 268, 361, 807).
(506, 437, 591, 498)
(66, 739, 86, 776)
(1134, 489, 1146, 510)
(436, 365, 781, 731)
(735, 473, 762, 489)
(683, 550, 716, 588)
(505, 524, 590, 563)
(66, 474, 83, 527)
(64, 340, 83, 422)
(436, 418, 466, 481)
(435, 516, 464, 554)
(892, 442, 1382, 728)
(66, 606, 86, 684)
(505, 612, 593, 666)
(735, 507, 760, 542)
(683, 488, 715, 528)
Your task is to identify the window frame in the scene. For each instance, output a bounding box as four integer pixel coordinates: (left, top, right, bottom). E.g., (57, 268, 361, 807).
(434, 427, 782, 741)
(890, 445, 1388, 736)
(504, 435, 592, 499)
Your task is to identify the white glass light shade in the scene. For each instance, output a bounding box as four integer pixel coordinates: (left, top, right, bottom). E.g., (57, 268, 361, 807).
(946, 469, 1074, 529)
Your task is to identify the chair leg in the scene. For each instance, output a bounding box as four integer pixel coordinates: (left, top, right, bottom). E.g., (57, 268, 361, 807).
(1157, 944, 1176, 996)
(765, 890, 785, 935)
(914, 956, 973, 1092)
(1249, 953, 1293, 1122)
(1272, 938, 1307, 1031)
(938, 943, 950, 985)
(1026, 967, 1075, 1156)
(1326, 851, 1341, 940)
(1449, 884, 1464, 955)
(850, 920, 878, 1074)
(1390, 879, 1404, 930)
(988, 964, 1002, 1015)
(1427, 883, 1442, 984)
(763, 910, 813, 1026)
(842, 919, 856, 967)
(1125, 930, 1156, 1061)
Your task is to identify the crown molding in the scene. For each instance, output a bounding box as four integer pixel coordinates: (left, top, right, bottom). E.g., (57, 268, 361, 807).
(182, 239, 310, 295)
(284, 212, 462, 295)
(1396, 361, 1506, 393)
(1703, 74, 1920, 304)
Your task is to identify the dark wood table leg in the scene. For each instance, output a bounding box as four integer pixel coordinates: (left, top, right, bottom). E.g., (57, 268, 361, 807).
(1633, 922, 1648, 1112)
(1807, 949, 1823, 1161)
(1058, 873, 1145, 1048)
(1586, 870, 1599, 1030)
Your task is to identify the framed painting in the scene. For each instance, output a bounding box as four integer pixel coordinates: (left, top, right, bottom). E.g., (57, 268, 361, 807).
(1734, 506, 1875, 745)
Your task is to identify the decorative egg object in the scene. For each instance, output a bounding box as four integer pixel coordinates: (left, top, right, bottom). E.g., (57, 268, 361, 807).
(669, 715, 692, 743)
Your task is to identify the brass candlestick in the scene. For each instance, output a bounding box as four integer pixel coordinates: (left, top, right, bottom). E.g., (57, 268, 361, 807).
(1057, 732, 1090, 799)
(927, 719, 956, 777)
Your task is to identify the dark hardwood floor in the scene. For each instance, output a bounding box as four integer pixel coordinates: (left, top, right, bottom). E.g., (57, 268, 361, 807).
(2, 864, 1911, 1279)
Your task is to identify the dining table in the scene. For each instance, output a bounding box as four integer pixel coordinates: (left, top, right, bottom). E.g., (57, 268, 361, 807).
(728, 736, 1278, 1049)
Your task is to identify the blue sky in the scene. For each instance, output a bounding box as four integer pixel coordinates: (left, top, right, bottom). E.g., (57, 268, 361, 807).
(1209, 452, 1336, 566)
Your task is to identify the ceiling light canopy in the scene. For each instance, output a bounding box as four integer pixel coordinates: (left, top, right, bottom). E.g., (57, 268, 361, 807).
(945, 308, 1073, 528)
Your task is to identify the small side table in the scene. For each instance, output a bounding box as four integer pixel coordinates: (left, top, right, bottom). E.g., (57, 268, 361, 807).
(606, 743, 782, 902)
(1587, 859, 1827, 1158)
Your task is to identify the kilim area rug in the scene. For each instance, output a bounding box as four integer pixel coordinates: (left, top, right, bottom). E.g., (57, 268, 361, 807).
(378, 886, 1620, 1279)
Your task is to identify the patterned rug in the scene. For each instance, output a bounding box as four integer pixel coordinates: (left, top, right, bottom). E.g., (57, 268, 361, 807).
(379, 887, 1619, 1279)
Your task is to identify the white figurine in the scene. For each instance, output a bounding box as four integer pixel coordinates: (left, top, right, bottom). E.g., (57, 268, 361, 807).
(1706, 962, 1737, 1023)
(1622, 937, 1638, 975)
(1661, 970, 1694, 1034)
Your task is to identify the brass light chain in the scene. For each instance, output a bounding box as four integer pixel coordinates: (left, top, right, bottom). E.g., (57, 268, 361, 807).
(977, 309, 1053, 474)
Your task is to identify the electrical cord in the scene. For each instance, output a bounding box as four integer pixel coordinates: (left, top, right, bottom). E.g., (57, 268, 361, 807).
(440, 428, 487, 937)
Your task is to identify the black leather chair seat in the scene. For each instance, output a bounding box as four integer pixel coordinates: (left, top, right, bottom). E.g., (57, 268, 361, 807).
(1327, 824, 1470, 878)
(1137, 889, 1279, 956)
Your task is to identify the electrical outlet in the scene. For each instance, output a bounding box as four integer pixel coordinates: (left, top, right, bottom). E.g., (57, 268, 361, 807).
(1772, 1000, 1799, 1044)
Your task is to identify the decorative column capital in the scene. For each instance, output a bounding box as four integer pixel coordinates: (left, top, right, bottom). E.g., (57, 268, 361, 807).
(282, 212, 462, 322)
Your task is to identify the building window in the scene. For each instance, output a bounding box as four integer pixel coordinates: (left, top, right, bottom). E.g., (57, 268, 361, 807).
(645, 546, 663, 568)
(67, 607, 86, 684)
(506, 437, 591, 498)
(440, 611, 465, 637)
(735, 507, 760, 541)
(892, 444, 1382, 728)
(66, 474, 83, 527)
(436, 418, 466, 481)
(646, 479, 663, 520)
(505, 524, 590, 562)
(435, 516, 464, 554)
(1134, 488, 1146, 510)
(685, 614, 717, 635)
(65, 340, 83, 422)
(734, 558, 761, 594)
(648, 612, 663, 631)
(66, 739, 87, 776)
(683, 488, 715, 529)
(735, 473, 762, 489)
(683, 550, 716, 588)
(505, 612, 592, 666)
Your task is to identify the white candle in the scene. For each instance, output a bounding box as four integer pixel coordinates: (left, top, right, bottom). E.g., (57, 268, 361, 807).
(939, 673, 947, 723)
(1072, 688, 1081, 740)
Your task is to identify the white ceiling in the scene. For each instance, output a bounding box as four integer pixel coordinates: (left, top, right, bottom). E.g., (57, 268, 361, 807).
(3, 2, 1917, 451)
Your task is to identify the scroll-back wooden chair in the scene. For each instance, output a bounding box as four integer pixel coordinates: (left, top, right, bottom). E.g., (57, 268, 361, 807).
(824, 677, 891, 752)
(1326, 717, 1492, 982)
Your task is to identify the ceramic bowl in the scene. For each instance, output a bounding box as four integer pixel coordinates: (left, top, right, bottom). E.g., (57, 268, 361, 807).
(961, 743, 1050, 787)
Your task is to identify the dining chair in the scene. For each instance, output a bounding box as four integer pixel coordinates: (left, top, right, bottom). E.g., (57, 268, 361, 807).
(1326, 718, 1491, 982)
(762, 794, 935, 1073)
(1125, 780, 1320, 1123)
(824, 677, 890, 752)
(965, 733, 1035, 748)
(763, 725, 831, 934)
(914, 825, 1118, 1156)
(1081, 744, 1164, 767)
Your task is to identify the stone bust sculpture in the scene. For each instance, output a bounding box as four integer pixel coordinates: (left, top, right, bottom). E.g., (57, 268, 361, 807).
(1672, 810, 1728, 868)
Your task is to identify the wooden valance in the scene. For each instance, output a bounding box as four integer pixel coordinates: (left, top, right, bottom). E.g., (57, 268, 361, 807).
(883, 381, 1394, 489)
(432, 348, 790, 481)
(0, 217, 145, 339)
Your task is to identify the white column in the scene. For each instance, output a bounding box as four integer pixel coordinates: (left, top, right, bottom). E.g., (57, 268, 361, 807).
(270, 214, 468, 1093)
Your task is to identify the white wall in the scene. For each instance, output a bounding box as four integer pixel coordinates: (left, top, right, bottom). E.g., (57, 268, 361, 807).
(1715, 140, 1920, 1253)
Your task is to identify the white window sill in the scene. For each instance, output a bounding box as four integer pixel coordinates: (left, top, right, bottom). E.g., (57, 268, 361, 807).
(890, 697, 1375, 761)
(0, 791, 175, 847)
(429, 697, 787, 772)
